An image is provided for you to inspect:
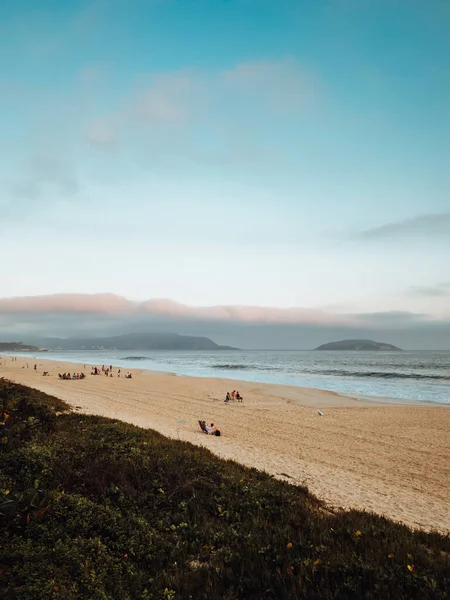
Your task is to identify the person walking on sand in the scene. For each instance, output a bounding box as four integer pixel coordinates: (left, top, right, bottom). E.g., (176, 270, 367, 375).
(34, 364, 37, 371)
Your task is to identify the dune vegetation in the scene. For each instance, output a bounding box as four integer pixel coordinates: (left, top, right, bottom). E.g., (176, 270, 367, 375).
(0, 378, 448, 599)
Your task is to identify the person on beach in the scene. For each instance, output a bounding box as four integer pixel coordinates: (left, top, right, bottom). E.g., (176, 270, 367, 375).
(225, 392, 231, 403)
(110, 365, 112, 372)
(231, 390, 235, 401)
(118, 369, 121, 377)
(236, 391, 243, 402)
(208, 423, 221, 436)
(34, 364, 37, 371)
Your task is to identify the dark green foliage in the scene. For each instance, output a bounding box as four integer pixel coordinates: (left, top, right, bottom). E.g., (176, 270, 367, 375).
(0, 380, 448, 599)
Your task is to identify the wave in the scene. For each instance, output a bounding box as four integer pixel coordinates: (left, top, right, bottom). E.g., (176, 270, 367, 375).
(211, 363, 284, 372)
(211, 364, 450, 381)
(317, 369, 450, 381)
(121, 356, 150, 361)
(211, 364, 253, 370)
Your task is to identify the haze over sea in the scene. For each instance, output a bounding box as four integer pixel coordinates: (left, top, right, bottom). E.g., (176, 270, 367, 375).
(10, 349, 450, 405)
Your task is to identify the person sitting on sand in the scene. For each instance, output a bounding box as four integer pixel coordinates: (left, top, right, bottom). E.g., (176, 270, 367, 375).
(204, 422, 215, 434)
(198, 420, 220, 436)
(209, 423, 220, 436)
(231, 390, 235, 401)
(236, 391, 243, 402)
(225, 392, 231, 403)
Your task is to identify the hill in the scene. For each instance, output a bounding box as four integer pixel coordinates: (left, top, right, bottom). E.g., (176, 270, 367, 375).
(0, 342, 41, 352)
(0, 380, 448, 599)
(315, 339, 403, 351)
(39, 332, 237, 351)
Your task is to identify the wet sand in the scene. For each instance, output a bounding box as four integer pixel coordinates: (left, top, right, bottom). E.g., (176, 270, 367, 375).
(1, 354, 449, 533)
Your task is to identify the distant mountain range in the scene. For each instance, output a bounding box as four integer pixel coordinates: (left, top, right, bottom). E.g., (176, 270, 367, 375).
(315, 339, 402, 351)
(33, 333, 237, 351)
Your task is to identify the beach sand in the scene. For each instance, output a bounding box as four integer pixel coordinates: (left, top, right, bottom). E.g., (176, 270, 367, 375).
(1, 355, 449, 533)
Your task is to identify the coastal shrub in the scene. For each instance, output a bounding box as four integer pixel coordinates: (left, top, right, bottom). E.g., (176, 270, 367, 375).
(0, 379, 448, 599)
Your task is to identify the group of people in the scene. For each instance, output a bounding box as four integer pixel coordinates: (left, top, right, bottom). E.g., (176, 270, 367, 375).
(198, 420, 221, 436)
(225, 390, 243, 403)
(91, 365, 133, 378)
(58, 372, 86, 380)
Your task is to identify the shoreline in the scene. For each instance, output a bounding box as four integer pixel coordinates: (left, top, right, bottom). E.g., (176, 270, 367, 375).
(2, 351, 444, 407)
(1, 354, 449, 533)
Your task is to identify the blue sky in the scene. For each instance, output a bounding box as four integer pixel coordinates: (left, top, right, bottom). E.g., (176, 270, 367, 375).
(1, 0, 449, 327)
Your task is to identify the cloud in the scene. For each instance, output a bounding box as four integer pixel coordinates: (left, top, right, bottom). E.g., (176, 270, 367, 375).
(354, 311, 428, 326)
(355, 213, 450, 241)
(84, 119, 118, 148)
(408, 282, 450, 297)
(1, 294, 449, 349)
(10, 154, 79, 200)
(0, 294, 439, 329)
(0, 294, 351, 325)
(85, 58, 319, 153)
(222, 57, 319, 113)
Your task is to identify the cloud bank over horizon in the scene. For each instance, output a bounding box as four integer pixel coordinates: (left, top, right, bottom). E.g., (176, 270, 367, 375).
(0, 293, 449, 350)
(1, 1, 449, 342)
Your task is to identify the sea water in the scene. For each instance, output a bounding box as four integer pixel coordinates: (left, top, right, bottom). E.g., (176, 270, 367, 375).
(7, 349, 450, 405)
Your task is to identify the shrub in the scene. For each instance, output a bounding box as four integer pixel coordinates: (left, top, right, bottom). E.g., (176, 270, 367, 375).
(0, 381, 448, 599)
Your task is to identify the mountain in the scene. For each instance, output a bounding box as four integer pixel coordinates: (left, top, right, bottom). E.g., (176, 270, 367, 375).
(38, 332, 237, 351)
(0, 342, 42, 352)
(315, 339, 402, 351)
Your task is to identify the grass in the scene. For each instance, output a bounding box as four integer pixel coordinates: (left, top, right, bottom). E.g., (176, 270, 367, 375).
(0, 378, 448, 599)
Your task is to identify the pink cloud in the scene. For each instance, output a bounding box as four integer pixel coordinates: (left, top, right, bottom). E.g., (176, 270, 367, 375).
(0, 293, 352, 325)
(0, 294, 133, 314)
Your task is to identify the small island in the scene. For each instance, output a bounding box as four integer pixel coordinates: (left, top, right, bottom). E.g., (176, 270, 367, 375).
(315, 339, 402, 351)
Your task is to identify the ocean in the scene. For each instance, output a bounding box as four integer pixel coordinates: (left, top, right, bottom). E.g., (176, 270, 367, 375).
(8, 348, 450, 405)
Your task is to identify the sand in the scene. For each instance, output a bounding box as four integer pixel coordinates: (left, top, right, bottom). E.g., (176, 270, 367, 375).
(1, 355, 449, 533)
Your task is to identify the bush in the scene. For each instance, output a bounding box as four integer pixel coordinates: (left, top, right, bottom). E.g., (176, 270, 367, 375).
(0, 380, 448, 599)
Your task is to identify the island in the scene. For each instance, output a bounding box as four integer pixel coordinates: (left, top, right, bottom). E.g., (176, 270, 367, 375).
(315, 339, 402, 351)
(0, 342, 43, 352)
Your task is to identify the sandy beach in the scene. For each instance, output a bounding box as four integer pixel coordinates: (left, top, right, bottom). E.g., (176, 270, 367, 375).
(1, 354, 449, 533)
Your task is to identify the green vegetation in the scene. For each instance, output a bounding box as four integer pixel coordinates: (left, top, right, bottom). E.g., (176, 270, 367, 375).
(0, 343, 41, 352)
(0, 379, 448, 599)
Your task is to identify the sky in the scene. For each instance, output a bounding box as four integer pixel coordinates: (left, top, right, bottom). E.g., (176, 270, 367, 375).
(1, 0, 450, 348)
